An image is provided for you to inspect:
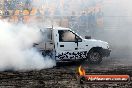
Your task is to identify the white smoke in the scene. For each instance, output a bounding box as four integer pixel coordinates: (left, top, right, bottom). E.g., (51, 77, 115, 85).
(0, 20, 56, 71)
(96, 0, 132, 62)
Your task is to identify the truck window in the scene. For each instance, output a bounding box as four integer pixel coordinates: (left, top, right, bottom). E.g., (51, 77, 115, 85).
(58, 30, 76, 42)
(76, 36, 82, 42)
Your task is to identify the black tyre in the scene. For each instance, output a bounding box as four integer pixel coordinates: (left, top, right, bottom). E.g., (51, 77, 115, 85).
(42, 50, 53, 58)
(87, 49, 102, 64)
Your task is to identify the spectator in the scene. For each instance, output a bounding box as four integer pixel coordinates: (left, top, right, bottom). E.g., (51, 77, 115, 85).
(79, 12, 87, 26)
(78, 12, 88, 35)
(36, 9, 41, 17)
(68, 11, 78, 30)
(44, 8, 50, 17)
(88, 11, 96, 36)
(4, 10, 9, 18)
(18, 10, 24, 23)
(96, 9, 103, 30)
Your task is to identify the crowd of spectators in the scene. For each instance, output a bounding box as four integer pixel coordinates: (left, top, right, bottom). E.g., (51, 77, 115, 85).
(0, 0, 103, 37)
(68, 9, 103, 36)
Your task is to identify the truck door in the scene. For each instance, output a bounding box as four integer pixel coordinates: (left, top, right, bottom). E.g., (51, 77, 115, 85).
(56, 30, 79, 60)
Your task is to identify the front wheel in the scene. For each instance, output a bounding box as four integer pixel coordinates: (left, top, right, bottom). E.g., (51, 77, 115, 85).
(87, 50, 102, 64)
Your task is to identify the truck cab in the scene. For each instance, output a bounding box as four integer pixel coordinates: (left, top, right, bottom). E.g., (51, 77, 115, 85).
(34, 27, 111, 64)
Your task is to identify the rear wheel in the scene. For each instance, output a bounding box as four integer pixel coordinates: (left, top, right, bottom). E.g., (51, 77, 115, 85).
(87, 49, 102, 64)
(42, 50, 53, 58)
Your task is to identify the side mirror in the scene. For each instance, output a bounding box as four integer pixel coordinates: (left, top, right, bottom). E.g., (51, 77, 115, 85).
(85, 36, 91, 39)
(75, 38, 78, 43)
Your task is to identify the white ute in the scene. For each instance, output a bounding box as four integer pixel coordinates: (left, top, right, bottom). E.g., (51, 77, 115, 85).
(34, 27, 111, 64)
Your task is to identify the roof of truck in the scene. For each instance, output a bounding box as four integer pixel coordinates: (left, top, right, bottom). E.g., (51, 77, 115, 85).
(43, 26, 71, 30)
(53, 27, 71, 30)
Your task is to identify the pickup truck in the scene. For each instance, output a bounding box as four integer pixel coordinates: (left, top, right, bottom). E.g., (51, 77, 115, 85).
(34, 27, 111, 64)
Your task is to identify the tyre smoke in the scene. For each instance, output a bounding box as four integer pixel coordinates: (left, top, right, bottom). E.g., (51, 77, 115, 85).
(0, 21, 56, 71)
(96, 0, 132, 62)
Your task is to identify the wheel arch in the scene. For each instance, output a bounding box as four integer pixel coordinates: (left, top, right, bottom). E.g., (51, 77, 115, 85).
(87, 47, 103, 64)
(88, 47, 103, 54)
